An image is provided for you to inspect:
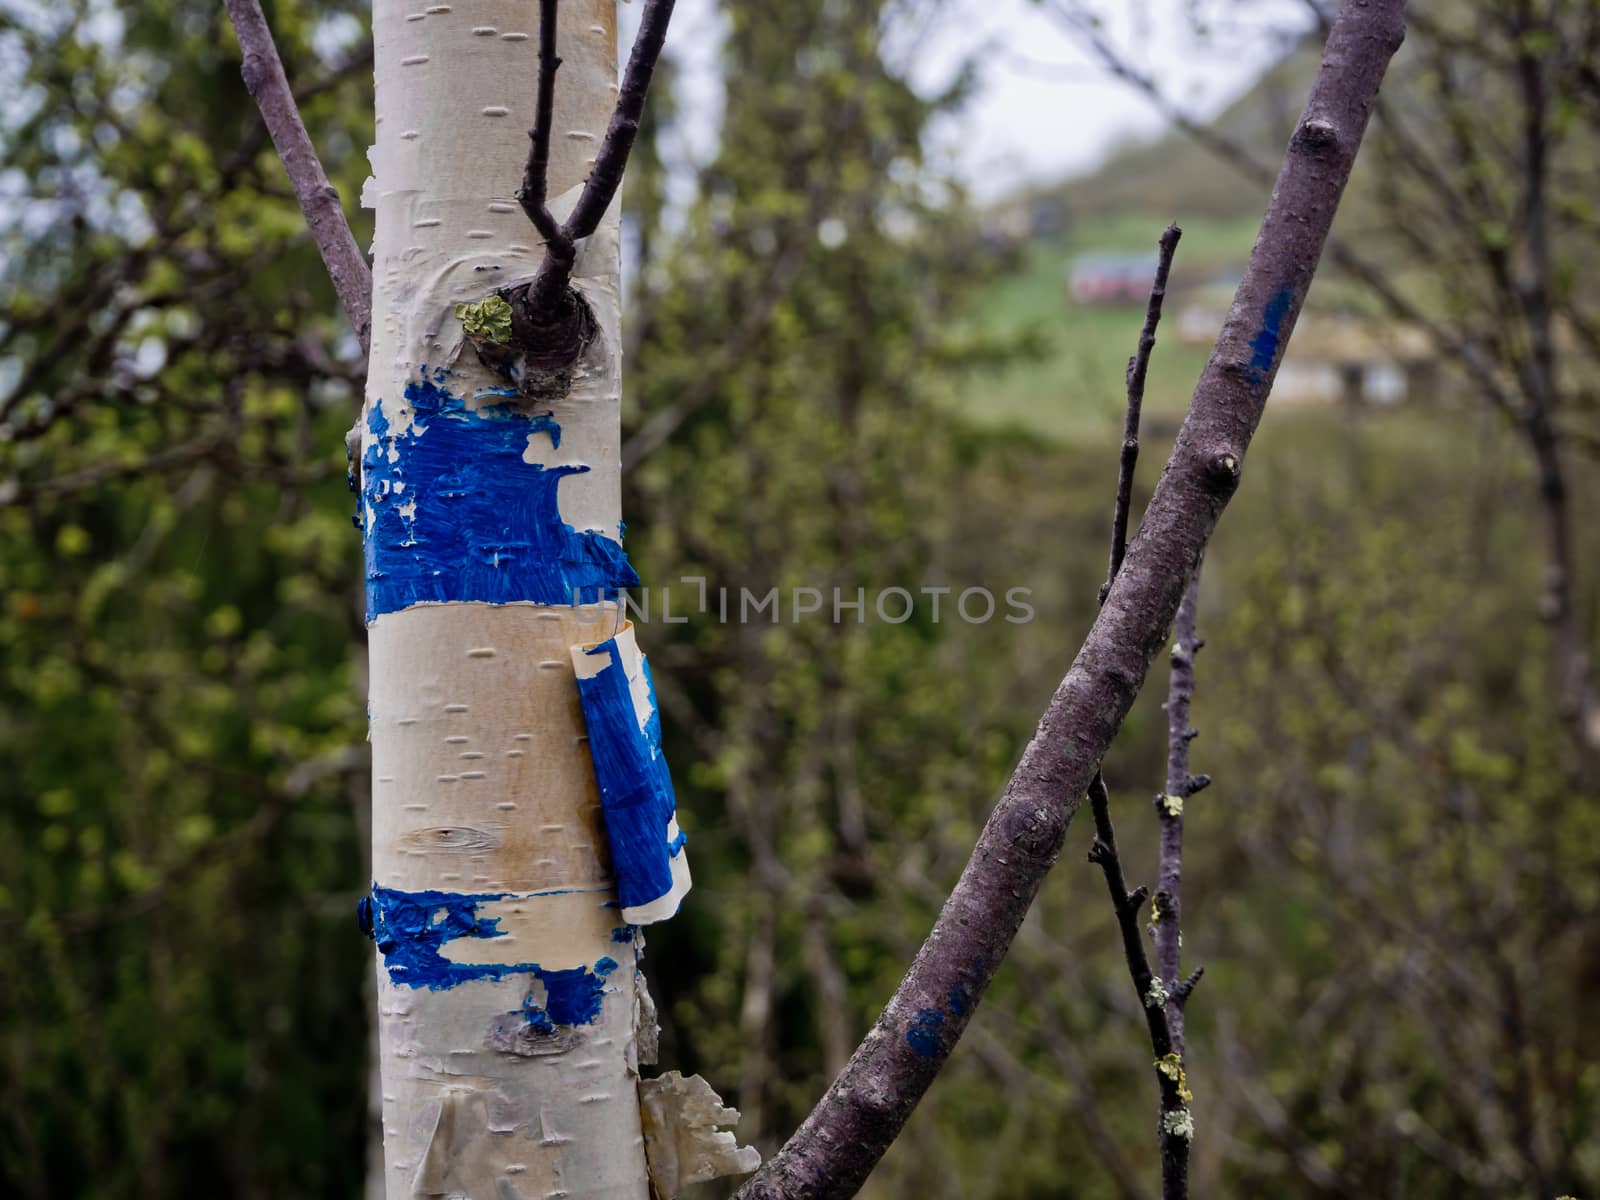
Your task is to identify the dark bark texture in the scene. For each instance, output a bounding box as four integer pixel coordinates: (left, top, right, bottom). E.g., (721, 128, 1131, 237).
(732, 3, 1406, 1196)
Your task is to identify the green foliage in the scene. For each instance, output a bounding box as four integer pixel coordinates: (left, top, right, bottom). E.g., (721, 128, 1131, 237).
(0, 0, 372, 1194)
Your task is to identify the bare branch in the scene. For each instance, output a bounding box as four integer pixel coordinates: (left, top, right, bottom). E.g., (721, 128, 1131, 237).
(223, 0, 372, 356)
(518, 0, 568, 251)
(1085, 221, 1192, 1198)
(1086, 779, 1192, 1199)
(566, 0, 677, 240)
(523, 0, 678, 311)
(1155, 564, 1204, 1049)
(1102, 224, 1182, 605)
(732, 2, 1406, 1195)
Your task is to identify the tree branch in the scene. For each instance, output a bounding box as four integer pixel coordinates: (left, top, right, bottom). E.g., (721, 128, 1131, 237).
(223, 0, 372, 356)
(1086, 777, 1192, 1198)
(1083, 220, 1194, 1198)
(732, 2, 1405, 1195)
(1155, 564, 1205, 1049)
(566, 0, 676, 240)
(518, 0, 568, 253)
(522, 0, 678, 311)
(1101, 224, 1182, 605)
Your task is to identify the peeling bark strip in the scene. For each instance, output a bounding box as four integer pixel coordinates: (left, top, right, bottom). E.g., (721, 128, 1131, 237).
(733, 4, 1407, 1196)
(573, 622, 692, 925)
(357, 4, 724, 1197)
(639, 1072, 763, 1197)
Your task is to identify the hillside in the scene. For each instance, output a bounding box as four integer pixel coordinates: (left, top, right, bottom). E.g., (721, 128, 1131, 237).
(961, 214, 1261, 440)
(962, 40, 1413, 441)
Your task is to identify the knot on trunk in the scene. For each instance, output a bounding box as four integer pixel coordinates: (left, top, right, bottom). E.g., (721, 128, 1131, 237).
(458, 278, 599, 404)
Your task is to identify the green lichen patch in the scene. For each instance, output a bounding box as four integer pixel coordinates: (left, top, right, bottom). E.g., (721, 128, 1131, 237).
(455, 295, 514, 345)
(1162, 1107, 1195, 1140)
(1155, 1052, 1194, 1104)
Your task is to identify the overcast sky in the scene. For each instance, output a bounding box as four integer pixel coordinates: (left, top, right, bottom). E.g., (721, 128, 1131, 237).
(633, 0, 1311, 203)
(914, 0, 1311, 198)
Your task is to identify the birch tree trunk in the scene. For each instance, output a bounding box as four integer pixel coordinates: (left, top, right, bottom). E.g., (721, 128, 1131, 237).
(358, 5, 677, 1197)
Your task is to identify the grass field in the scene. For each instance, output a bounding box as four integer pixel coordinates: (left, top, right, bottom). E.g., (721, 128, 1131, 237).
(958, 214, 1264, 441)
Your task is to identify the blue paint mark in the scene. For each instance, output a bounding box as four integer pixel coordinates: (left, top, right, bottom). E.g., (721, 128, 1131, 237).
(527, 960, 616, 1028)
(611, 924, 638, 944)
(949, 984, 969, 1017)
(1247, 288, 1295, 382)
(575, 638, 685, 917)
(520, 998, 557, 1036)
(362, 375, 639, 620)
(360, 885, 622, 1028)
(906, 1008, 945, 1057)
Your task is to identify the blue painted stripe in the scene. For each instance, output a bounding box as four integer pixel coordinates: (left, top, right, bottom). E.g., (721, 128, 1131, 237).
(1247, 287, 1295, 383)
(574, 637, 685, 916)
(362, 372, 639, 621)
(358, 885, 628, 1027)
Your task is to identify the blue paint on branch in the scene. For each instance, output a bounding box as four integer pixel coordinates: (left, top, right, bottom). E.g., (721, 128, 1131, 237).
(360, 885, 622, 1028)
(1247, 288, 1295, 383)
(362, 374, 639, 620)
(906, 1008, 945, 1057)
(575, 637, 686, 917)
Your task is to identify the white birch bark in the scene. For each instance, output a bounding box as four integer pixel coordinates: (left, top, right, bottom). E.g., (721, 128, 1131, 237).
(360, 4, 654, 1197)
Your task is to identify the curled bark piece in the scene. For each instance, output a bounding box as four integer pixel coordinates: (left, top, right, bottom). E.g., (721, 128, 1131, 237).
(639, 1072, 762, 1199)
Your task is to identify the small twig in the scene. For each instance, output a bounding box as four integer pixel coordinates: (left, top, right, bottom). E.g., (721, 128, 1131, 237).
(1173, 966, 1205, 1004)
(1084, 223, 1192, 1200)
(1086, 777, 1191, 1200)
(564, 0, 677, 242)
(521, 0, 678, 311)
(518, 0, 567, 253)
(1155, 563, 1205, 1057)
(1086, 779, 1172, 1062)
(223, 0, 372, 356)
(1101, 224, 1182, 605)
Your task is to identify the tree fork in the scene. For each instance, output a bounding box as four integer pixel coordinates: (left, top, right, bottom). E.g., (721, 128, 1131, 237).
(505, 0, 678, 392)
